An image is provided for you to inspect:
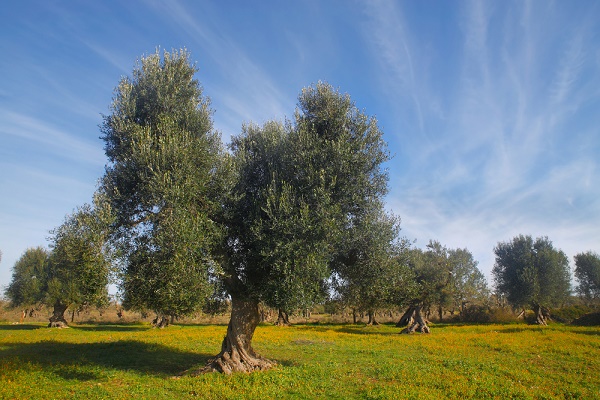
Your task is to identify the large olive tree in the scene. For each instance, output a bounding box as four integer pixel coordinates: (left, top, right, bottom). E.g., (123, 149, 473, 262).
(100, 49, 228, 327)
(205, 82, 391, 373)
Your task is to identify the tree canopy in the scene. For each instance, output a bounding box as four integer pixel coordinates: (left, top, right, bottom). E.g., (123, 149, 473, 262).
(332, 206, 412, 325)
(5, 247, 48, 309)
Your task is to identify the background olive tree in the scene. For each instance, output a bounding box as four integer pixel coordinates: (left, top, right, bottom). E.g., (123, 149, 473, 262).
(574, 251, 600, 305)
(5, 194, 112, 328)
(5, 247, 48, 317)
(493, 235, 571, 325)
(331, 207, 410, 325)
(44, 196, 113, 327)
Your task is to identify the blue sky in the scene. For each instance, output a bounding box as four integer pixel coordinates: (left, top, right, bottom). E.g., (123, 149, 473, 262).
(1, 0, 599, 292)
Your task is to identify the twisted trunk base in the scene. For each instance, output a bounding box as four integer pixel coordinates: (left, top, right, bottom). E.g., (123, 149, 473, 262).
(275, 309, 290, 326)
(533, 304, 550, 325)
(198, 297, 275, 374)
(397, 305, 430, 334)
(48, 302, 69, 328)
(152, 315, 170, 328)
(366, 310, 379, 326)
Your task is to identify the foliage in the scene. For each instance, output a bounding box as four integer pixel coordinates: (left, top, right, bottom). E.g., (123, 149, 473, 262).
(100, 49, 228, 319)
(223, 82, 391, 313)
(224, 120, 330, 311)
(400, 241, 486, 319)
(574, 251, 600, 303)
(4, 247, 48, 308)
(45, 194, 113, 312)
(551, 304, 595, 323)
(332, 207, 413, 318)
(1, 322, 599, 399)
(571, 312, 600, 326)
(493, 235, 571, 311)
(447, 248, 490, 313)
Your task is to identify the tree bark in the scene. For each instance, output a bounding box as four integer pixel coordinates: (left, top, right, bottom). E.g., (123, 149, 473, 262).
(48, 302, 69, 328)
(533, 303, 550, 325)
(199, 297, 275, 374)
(366, 310, 379, 326)
(152, 314, 170, 328)
(275, 308, 290, 326)
(397, 305, 430, 334)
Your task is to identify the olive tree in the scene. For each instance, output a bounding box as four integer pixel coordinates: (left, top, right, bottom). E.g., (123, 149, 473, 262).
(100, 49, 228, 327)
(203, 82, 391, 373)
(447, 248, 489, 316)
(574, 251, 600, 304)
(332, 206, 408, 325)
(395, 241, 486, 332)
(5, 247, 48, 316)
(493, 235, 571, 325)
(45, 196, 113, 327)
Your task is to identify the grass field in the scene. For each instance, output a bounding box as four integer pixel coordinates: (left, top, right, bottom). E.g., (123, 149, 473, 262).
(1, 321, 599, 399)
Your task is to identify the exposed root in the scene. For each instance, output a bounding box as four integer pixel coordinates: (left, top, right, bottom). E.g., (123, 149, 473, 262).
(200, 347, 276, 375)
(48, 302, 69, 328)
(398, 305, 430, 334)
(48, 321, 69, 329)
(184, 296, 276, 375)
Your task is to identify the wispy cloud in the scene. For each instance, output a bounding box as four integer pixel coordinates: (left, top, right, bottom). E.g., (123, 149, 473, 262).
(142, 0, 292, 140)
(0, 110, 105, 166)
(361, 0, 425, 134)
(379, 1, 600, 279)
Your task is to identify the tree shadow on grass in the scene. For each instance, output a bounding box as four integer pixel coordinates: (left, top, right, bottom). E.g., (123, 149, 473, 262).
(0, 324, 42, 330)
(569, 329, 600, 336)
(292, 323, 400, 336)
(72, 324, 150, 332)
(0, 340, 212, 380)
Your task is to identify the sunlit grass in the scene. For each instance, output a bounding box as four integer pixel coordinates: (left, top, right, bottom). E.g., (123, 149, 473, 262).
(1, 322, 598, 399)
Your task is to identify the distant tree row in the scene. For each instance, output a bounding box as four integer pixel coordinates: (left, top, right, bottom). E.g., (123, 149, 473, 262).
(4, 49, 599, 375)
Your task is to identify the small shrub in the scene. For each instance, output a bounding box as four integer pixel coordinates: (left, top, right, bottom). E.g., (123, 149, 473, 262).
(460, 305, 492, 323)
(552, 305, 593, 323)
(571, 312, 600, 326)
(459, 305, 518, 323)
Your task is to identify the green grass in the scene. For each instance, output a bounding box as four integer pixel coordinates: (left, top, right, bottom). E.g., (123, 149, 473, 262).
(1, 322, 599, 399)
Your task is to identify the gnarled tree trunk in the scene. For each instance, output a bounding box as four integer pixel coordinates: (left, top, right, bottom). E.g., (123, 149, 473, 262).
(48, 302, 69, 328)
(275, 308, 290, 326)
(200, 296, 275, 374)
(533, 303, 550, 325)
(397, 305, 430, 334)
(366, 310, 379, 326)
(152, 314, 170, 328)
